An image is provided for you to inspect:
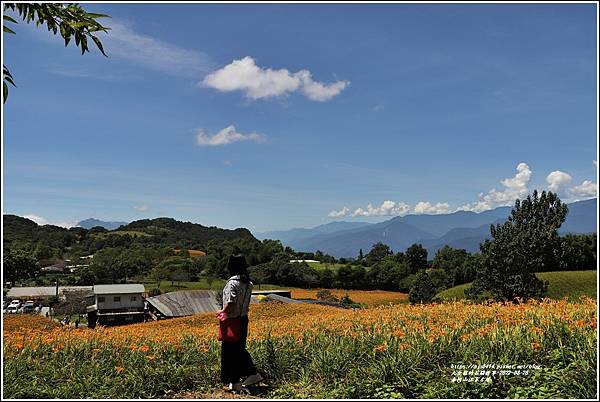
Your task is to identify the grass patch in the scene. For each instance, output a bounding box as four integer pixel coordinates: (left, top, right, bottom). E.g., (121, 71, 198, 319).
(305, 262, 348, 271)
(437, 270, 597, 301)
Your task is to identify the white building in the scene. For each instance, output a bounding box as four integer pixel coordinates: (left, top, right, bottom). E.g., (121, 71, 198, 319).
(87, 284, 146, 327)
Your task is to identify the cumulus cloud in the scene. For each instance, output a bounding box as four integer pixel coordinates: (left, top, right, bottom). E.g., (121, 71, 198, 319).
(201, 56, 348, 101)
(196, 125, 266, 147)
(546, 170, 573, 196)
(328, 206, 350, 218)
(352, 201, 411, 217)
(413, 202, 451, 215)
(570, 180, 597, 198)
(133, 204, 151, 212)
(458, 162, 532, 212)
(21, 214, 76, 228)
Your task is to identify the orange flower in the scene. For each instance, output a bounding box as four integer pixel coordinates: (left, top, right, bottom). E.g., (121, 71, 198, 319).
(139, 345, 149, 353)
(115, 366, 125, 373)
(374, 343, 387, 353)
(531, 342, 542, 350)
(393, 329, 405, 337)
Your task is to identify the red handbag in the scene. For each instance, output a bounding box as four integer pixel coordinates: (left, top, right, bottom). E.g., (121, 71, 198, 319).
(218, 316, 241, 342)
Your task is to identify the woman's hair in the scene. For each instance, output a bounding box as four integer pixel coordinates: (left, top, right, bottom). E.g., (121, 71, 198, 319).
(227, 254, 250, 283)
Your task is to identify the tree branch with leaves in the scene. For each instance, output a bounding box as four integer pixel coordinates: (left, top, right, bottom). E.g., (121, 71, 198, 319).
(3, 3, 111, 103)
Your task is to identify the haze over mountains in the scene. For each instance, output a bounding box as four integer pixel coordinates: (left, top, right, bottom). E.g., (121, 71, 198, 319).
(76, 218, 128, 230)
(256, 198, 597, 258)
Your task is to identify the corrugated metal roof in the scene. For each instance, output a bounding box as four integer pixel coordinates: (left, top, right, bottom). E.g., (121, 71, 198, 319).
(146, 290, 221, 317)
(93, 284, 145, 295)
(6, 286, 93, 298)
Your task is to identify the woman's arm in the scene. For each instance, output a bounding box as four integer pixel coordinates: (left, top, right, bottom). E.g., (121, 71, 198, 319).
(220, 302, 235, 316)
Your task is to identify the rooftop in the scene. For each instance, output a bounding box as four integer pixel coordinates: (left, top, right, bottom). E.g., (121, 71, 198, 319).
(93, 284, 145, 295)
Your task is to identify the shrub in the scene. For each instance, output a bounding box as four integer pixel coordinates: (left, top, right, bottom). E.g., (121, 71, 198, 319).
(316, 289, 339, 303)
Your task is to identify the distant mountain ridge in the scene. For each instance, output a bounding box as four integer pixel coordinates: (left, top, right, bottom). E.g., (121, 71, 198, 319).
(255, 221, 371, 243)
(260, 198, 597, 258)
(77, 218, 128, 230)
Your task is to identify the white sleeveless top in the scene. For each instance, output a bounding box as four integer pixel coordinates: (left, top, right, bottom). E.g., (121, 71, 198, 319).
(222, 275, 253, 318)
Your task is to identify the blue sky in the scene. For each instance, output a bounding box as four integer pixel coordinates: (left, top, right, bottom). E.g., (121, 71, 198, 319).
(2, 3, 597, 232)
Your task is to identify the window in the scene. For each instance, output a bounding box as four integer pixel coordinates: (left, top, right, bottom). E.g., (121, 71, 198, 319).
(131, 296, 137, 302)
(114, 296, 121, 302)
(98, 296, 105, 303)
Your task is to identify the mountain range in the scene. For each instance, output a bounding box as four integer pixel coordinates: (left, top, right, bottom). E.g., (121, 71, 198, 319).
(255, 198, 597, 258)
(76, 218, 128, 230)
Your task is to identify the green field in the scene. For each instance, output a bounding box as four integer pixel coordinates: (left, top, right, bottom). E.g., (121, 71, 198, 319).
(305, 261, 348, 271)
(437, 270, 597, 301)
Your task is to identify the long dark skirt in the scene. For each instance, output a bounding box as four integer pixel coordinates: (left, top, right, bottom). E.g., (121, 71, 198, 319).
(220, 315, 258, 384)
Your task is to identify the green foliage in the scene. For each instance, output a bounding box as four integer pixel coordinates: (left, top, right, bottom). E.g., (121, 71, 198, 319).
(364, 242, 392, 265)
(366, 256, 411, 291)
(147, 288, 162, 297)
(432, 245, 478, 286)
(468, 191, 567, 301)
(408, 270, 436, 304)
(559, 233, 597, 270)
(316, 289, 339, 303)
(405, 243, 428, 273)
(427, 268, 451, 292)
(3, 3, 110, 102)
(3, 248, 39, 285)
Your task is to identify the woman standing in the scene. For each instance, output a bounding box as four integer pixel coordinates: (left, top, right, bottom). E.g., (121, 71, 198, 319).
(217, 254, 263, 391)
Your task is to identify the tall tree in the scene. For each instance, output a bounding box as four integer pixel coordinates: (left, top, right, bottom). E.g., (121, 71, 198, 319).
(467, 190, 567, 301)
(3, 3, 110, 102)
(405, 243, 428, 273)
(364, 242, 393, 265)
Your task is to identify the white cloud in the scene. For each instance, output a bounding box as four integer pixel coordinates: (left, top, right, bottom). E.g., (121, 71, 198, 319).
(352, 200, 411, 217)
(458, 162, 532, 212)
(101, 21, 213, 76)
(195, 125, 266, 147)
(22, 214, 49, 226)
(413, 202, 451, 215)
(21, 214, 76, 228)
(546, 170, 572, 196)
(133, 204, 151, 212)
(570, 180, 597, 198)
(201, 56, 348, 101)
(328, 206, 350, 218)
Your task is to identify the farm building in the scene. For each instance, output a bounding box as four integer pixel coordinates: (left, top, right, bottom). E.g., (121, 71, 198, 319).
(6, 286, 93, 302)
(87, 284, 146, 328)
(40, 260, 68, 273)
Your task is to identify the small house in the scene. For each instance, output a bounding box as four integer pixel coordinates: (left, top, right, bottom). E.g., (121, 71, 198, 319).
(87, 284, 146, 328)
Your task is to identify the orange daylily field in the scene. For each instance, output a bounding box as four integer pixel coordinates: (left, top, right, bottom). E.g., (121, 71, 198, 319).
(3, 297, 597, 399)
(290, 289, 409, 305)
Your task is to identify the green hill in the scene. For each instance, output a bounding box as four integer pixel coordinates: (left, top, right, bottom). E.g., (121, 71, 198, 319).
(437, 270, 597, 301)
